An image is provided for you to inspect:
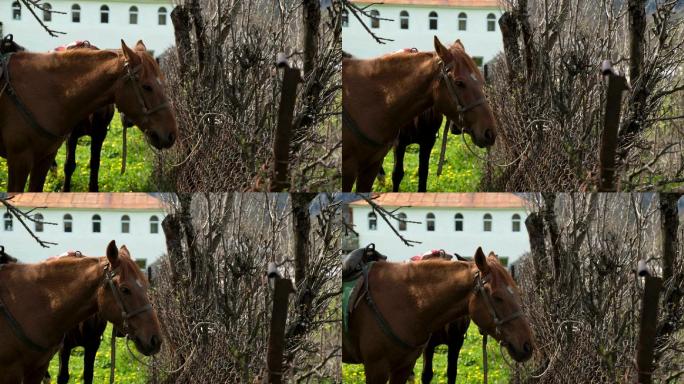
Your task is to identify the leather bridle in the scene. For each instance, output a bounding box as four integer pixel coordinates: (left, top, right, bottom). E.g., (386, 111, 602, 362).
(437, 58, 487, 128)
(473, 271, 523, 337)
(122, 59, 170, 123)
(104, 262, 153, 335)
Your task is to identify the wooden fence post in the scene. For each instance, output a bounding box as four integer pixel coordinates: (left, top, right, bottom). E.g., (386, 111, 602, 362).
(266, 273, 294, 383)
(636, 275, 662, 384)
(270, 54, 302, 192)
(598, 60, 628, 191)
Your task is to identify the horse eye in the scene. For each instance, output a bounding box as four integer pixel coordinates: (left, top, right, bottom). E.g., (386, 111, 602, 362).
(142, 84, 153, 92)
(120, 286, 132, 295)
(455, 80, 466, 88)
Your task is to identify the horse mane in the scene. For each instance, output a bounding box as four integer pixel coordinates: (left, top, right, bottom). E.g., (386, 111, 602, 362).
(486, 255, 518, 290)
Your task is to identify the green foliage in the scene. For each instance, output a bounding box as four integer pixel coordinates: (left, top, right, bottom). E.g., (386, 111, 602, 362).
(0, 111, 157, 191)
(46, 324, 148, 383)
(342, 325, 511, 383)
(372, 124, 484, 192)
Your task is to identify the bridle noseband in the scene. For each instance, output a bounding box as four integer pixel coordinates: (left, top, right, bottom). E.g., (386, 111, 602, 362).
(473, 271, 523, 337)
(104, 262, 153, 335)
(437, 58, 487, 127)
(122, 60, 170, 122)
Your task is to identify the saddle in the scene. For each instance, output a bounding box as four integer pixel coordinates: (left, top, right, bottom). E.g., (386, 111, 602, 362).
(342, 244, 388, 334)
(342, 243, 387, 281)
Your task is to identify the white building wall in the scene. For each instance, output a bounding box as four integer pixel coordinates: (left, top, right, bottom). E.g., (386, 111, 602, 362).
(342, 4, 503, 63)
(352, 205, 529, 264)
(0, 0, 174, 55)
(0, 208, 166, 265)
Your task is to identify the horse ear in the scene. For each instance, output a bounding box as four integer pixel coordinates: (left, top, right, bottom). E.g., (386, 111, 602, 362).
(474, 247, 490, 274)
(488, 251, 498, 260)
(119, 245, 131, 258)
(434, 36, 452, 62)
(121, 40, 141, 66)
(454, 39, 465, 50)
(106, 240, 120, 268)
(134, 40, 147, 52)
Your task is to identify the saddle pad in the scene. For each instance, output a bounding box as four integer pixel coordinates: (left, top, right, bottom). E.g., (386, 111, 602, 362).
(343, 262, 374, 334)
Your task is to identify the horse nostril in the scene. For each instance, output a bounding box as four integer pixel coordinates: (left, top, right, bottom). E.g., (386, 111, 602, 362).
(485, 129, 495, 142)
(523, 341, 532, 354)
(150, 335, 161, 349)
(168, 132, 176, 144)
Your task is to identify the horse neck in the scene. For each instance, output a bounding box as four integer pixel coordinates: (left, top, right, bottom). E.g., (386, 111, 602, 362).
(24, 257, 105, 345)
(347, 53, 438, 140)
(17, 50, 123, 135)
(403, 261, 476, 334)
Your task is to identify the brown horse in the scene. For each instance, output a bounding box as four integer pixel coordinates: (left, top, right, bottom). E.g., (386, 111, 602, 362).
(411, 250, 471, 384)
(0, 240, 162, 383)
(342, 37, 497, 192)
(0, 40, 178, 192)
(343, 247, 533, 383)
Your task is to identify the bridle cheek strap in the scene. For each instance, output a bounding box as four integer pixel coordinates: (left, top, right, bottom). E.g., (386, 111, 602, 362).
(122, 61, 169, 121)
(474, 272, 523, 336)
(104, 263, 153, 334)
(438, 59, 487, 127)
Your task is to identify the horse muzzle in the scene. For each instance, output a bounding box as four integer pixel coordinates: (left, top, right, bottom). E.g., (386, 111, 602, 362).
(504, 340, 533, 362)
(132, 333, 162, 356)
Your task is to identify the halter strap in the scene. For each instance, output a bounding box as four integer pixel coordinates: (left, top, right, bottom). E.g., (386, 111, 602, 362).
(104, 262, 153, 333)
(0, 266, 49, 352)
(342, 107, 386, 148)
(1, 53, 65, 140)
(122, 60, 169, 120)
(437, 58, 488, 126)
(473, 271, 523, 335)
(361, 262, 427, 350)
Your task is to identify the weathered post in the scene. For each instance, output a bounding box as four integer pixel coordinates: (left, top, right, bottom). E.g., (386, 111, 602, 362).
(636, 274, 662, 384)
(598, 60, 628, 191)
(266, 264, 294, 383)
(270, 53, 302, 192)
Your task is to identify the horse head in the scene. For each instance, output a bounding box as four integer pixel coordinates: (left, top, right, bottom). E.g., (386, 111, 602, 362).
(432, 37, 497, 148)
(468, 247, 533, 362)
(99, 240, 162, 356)
(115, 40, 178, 149)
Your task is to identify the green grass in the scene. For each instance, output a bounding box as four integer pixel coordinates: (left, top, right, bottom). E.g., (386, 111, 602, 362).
(342, 325, 511, 383)
(46, 324, 148, 383)
(372, 122, 484, 192)
(0, 111, 157, 192)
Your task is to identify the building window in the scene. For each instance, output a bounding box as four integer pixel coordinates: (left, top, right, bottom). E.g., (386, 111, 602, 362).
(72, 4, 80, 23)
(12, 1, 21, 20)
(158, 7, 167, 25)
(121, 215, 130, 233)
(368, 212, 377, 230)
(454, 213, 463, 232)
(34, 213, 44, 232)
(64, 214, 73, 233)
(43, 3, 52, 22)
(426, 213, 435, 231)
(399, 10, 409, 29)
(512, 214, 521, 232)
(397, 212, 407, 231)
(370, 9, 380, 29)
(483, 213, 492, 232)
(150, 215, 159, 234)
(429, 11, 438, 30)
(458, 12, 467, 31)
(92, 214, 101, 233)
(3, 213, 13, 231)
(342, 9, 348, 27)
(129, 6, 138, 24)
(487, 13, 496, 32)
(100, 5, 109, 23)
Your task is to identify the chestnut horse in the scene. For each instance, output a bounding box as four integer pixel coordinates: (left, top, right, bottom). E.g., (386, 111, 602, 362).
(411, 250, 471, 384)
(342, 37, 497, 192)
(0, 240, 162, 383)
(343, 247, 533, 383)
(0, 40, 178, 192)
